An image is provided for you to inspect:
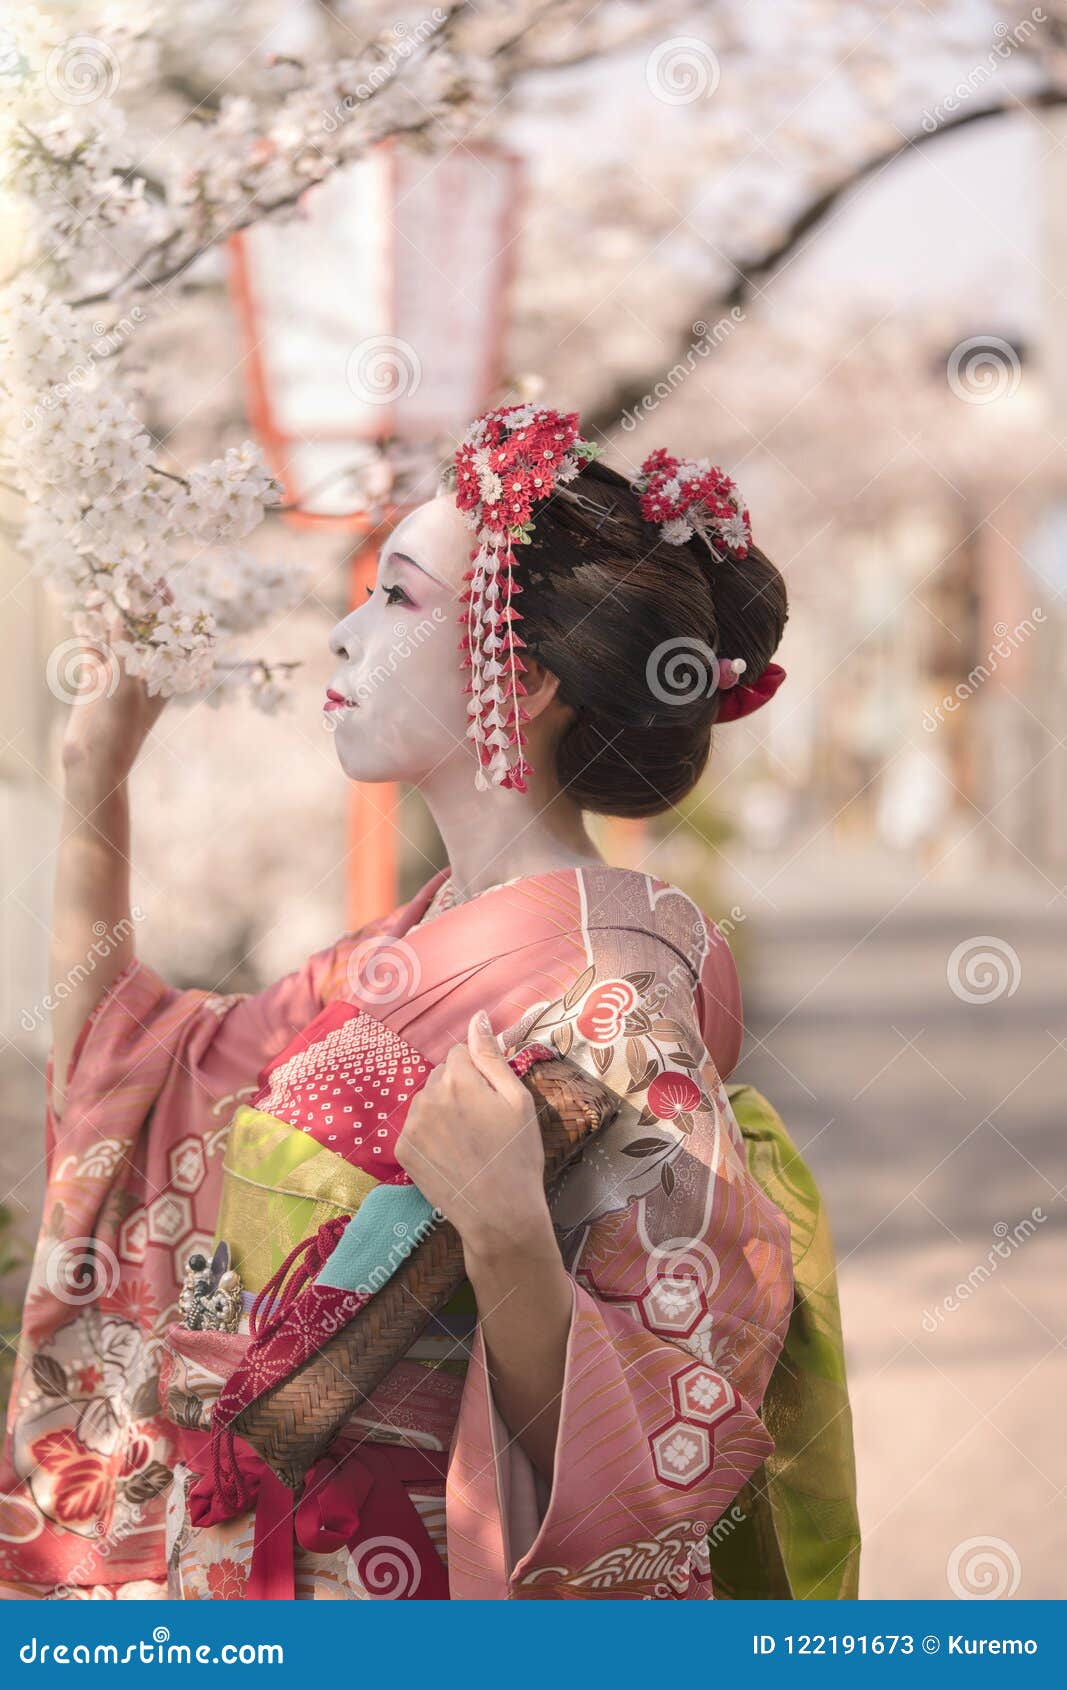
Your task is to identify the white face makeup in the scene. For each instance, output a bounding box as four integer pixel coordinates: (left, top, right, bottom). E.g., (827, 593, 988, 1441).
(325, 494, 476, 786)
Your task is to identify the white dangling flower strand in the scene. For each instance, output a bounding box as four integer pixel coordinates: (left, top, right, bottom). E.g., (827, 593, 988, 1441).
(444, 405, 598, 793)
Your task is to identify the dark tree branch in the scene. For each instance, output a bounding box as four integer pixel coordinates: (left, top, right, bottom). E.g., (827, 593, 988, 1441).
(585, 87, 1067, 439)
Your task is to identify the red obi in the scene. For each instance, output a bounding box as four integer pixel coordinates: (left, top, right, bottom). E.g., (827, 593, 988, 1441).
(181, 1428, 450, 1600)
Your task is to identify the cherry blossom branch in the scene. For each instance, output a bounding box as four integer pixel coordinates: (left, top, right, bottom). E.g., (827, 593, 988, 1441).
(586, 85, 1067, 437)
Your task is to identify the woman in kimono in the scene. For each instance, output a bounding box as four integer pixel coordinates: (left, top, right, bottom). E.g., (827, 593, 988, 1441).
(1, 407, 854, 1600)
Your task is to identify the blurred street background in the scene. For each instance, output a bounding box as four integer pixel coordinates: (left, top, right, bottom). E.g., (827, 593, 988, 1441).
(733, 844, 1066, 1599)
(3, 0, 1066, 1599)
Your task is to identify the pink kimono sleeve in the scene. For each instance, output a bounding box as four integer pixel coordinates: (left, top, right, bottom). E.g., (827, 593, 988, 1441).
(1, 925, 375, 1594)
(446, 910, 793, 1601)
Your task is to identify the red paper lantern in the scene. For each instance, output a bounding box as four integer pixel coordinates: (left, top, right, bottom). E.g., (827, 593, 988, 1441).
(228, 140, 522, 925)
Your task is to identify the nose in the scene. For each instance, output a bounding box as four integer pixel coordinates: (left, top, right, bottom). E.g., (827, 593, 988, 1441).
(328, 609, 362, 663)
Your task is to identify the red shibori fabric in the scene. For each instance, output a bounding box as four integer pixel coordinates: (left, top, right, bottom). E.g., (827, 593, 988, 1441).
(250, 1001, 432, 1182)
(209, 1038, 560, 1462)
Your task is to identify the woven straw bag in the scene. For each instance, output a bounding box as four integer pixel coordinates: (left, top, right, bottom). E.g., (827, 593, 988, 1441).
(233, 1051, 622, 1488)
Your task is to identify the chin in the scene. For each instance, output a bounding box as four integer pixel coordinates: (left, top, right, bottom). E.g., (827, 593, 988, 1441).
(329, 730, 430, 786)
(333, 744, 405, 784)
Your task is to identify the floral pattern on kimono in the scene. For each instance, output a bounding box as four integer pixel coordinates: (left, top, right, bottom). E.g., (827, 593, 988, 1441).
(2, 865, 792, 1601)
(448, 865, 792, 1598)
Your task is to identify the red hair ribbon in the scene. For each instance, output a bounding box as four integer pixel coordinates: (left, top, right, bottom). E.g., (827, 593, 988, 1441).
(716, 661, 786, 722)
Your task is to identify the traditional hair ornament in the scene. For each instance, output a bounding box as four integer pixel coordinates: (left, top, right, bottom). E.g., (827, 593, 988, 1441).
(443, 403, 599, 792)
(636, 447, 786, 721)
(634, 447, 752, 560)
(716, 660, 787, 722)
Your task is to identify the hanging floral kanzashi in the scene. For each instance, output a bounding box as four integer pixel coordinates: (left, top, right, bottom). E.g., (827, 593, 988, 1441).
(443, 403, 599, 792)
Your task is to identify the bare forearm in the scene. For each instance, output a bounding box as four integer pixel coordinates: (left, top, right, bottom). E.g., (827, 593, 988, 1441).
(49, 763, 135, 1118)
(464, 1215, 573, 1484)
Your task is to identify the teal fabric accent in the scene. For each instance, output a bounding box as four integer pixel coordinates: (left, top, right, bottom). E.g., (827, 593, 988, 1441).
(314, 1183, 436, 1297)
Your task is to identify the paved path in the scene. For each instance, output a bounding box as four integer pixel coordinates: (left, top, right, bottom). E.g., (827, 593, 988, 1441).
(727, 845, 1067, 1600)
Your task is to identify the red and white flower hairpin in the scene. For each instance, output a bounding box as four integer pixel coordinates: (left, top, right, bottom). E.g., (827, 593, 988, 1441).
(635, 447, 786, 721)
(442, 412, 784, 792)
(443, 403, 599, 793)
(634, 448, 752, 559)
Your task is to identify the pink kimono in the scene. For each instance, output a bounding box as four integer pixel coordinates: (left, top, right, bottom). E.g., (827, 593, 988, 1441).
(0, 865, 792, 1600)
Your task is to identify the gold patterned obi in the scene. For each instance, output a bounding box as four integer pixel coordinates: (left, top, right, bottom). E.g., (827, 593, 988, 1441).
(214, 1104, 381, 1292)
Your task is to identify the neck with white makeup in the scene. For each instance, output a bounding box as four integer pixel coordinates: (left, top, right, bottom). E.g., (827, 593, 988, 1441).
(415, 758, 606, 903)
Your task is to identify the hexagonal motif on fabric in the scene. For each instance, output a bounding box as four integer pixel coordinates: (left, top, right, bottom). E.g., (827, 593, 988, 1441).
(168, 1135, 207, 1195)
(118, 1210, 148, 1265)
(671, 1362, 737, 1426)
(649, 1419, 713, 1489)
(639, 1273, 707, 1338)
(146, 1192, 193, 1247)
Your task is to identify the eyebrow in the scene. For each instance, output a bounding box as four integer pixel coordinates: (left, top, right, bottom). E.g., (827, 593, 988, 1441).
(383, 550, 449, 588)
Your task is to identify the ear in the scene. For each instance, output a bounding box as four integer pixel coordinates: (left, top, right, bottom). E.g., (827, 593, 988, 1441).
(520, 654, 564, 722)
